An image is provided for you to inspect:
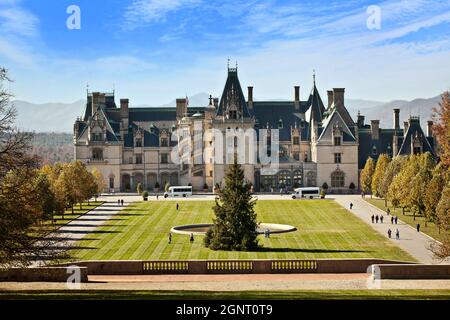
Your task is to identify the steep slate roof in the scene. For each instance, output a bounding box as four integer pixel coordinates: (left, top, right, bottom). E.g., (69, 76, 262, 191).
(252, 101, 309, 141)
(317, 108, 356, 143)
(398, 118, 435, 156)
(216, 68, 252, 118)
(306, 83, 326, 124)
(357, 129, 398, 169)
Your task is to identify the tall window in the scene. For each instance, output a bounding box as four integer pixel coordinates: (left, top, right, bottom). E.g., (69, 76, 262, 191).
(135, 138, 142, 147)
(334, 136, 341, 146)
(331, 170, 345, 188)
(334, 153, 342, 164)
(109, 177, 114, 189)
(293, 136, 300, 145)
(161, 154, 168, 164)
(293, 152, 300, 161)
(135, 154, 143, 164)
(160, 138, 168, 147)
(229, 110, 237, 119)
(92, 148, 103, 160)
(92, 133, 103, 141)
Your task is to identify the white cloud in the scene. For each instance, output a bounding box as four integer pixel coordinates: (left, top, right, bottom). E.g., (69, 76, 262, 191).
(123, 0, 200, 30)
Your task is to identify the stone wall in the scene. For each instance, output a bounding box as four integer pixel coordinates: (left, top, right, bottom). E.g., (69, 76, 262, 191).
(374, 264, 450, 279)
(0, 267, 89, 282)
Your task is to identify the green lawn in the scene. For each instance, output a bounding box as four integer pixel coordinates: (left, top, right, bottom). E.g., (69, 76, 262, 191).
(71, 200, 414, 261)
(1, 290, 450, 300)
(365, 198, 449, 243)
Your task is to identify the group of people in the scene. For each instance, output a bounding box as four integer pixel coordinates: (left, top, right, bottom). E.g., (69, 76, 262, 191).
(387, 228, 400, 240)
(371, 214, 384, 224)
(117, 199, 125, 206)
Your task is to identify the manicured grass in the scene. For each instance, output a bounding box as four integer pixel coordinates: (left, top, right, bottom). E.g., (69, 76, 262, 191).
(40, 201, 104, 232)
(1, 289, 449, 300)
(365, 198, 449, 243)
(71, 200, 414, 261)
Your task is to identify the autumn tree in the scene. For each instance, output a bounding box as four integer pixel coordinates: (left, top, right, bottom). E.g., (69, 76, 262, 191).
(0, 68, 64, 266)
(91, 168, 105, 200)
(423, 163, 446, 227)
(388, 155, 420, 211)
(432, 91, 450, 166)
(379, 156, 406, 206)
(360, 157, 375, 196)
(371, 154, 390, 198)
(430, 185, 450, 259)
(409, 152, 435, 221)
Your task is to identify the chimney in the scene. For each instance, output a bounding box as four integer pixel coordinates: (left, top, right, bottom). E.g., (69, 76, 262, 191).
(120, 99, 129, 115)
(294, 86, 300, 110)
(427, 120, 433, 137)
(393, 108, 400, 130)
(404, 121, 409, 132)
(327, 90, 333, 109)
(248, 86, 253, 110)
(176, 98, 187, 119)
(371, 120, 380, 140)
(332, 88, 345, 108)
(357, 113, 365, 128)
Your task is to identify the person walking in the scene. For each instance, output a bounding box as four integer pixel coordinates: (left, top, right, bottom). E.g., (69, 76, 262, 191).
(349, 203, 353, 210)
(395, 216, 398, 224)
(396, 229, 400, 240)
(417, 223, 420, 232)
(190, 233, 194, 243)
(118, 199, 120, 206)
(121, 199, 124, 206)
(168, 232, 172, 244)
(387, 229, 392, 239)
(380, 215, 384, 224)
(156, 194, 159, 200)
(371, 215, 375, 223)
(176, 203, 179, 211)
(391, 216, 394, 224)
(387, 208, 390, 216)
(375, 215, 379, 223)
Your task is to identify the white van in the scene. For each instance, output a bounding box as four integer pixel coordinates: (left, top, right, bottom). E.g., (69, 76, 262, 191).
(292, 187, 321, 199)
(164, 186, 193, 198)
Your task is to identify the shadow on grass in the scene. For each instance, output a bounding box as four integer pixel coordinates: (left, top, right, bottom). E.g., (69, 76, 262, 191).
(55, 230, 121, 235)
(58, 224, 128, 228)
(47, 237, 99, 242)
(249, 247, 367, 253)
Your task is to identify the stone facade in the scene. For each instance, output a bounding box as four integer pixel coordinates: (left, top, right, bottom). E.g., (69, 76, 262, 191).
(73, 66, 436, 193)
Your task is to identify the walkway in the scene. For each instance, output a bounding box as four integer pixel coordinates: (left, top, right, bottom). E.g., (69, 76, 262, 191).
(1, 274, 450, 291)
(334, 195, 449, 265)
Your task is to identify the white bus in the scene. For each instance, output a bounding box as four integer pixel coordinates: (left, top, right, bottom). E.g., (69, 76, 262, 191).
(164, 186, 193, 198)
(292, 187, 321, 199)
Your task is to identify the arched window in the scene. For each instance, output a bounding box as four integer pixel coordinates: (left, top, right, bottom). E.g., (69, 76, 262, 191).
(293, 170, 302, 187)
(331, 170, 345, 188)
(306, 171, 316, 187)
(278, 170, 291, 187)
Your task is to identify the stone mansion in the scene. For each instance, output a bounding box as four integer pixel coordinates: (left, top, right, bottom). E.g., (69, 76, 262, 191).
(73, 66, 436, 193)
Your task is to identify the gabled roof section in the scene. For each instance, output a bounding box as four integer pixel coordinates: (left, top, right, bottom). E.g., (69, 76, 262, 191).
(317, 108, 356, 143)
(216, 67, 251, 118)
(398, 117, 435, 156)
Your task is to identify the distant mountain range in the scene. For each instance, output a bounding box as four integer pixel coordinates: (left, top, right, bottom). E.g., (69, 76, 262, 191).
(12, 93, 442, 133)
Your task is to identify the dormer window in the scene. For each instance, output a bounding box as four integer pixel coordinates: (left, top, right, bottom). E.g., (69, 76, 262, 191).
(149, 124, 155, 134)
(293, 136, 300, 145)
(92, 148, 103, 160)
(135, 138, 142, 147)
(278, 119, 283, 129)
(92, 132, 103, 141)
(334, 136, 341, 146)
(372, 146, 377, 155)
(229, 110, 237, 119)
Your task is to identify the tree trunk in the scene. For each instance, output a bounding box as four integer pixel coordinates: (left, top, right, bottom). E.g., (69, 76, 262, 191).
(384, 198, 387, 207)
(402, 207, 405, 215)
(71, 205, 74, 214)
(79, 203, 82, 210)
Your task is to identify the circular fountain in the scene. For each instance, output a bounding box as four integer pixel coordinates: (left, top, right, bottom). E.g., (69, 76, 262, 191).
(170, 223, 296, 235)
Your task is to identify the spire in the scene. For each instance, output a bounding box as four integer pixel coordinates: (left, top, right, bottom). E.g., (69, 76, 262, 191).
(313, 69, 316, 86)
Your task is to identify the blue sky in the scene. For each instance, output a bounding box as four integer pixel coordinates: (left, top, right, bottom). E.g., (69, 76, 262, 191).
(1, 0, 449, 105)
